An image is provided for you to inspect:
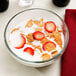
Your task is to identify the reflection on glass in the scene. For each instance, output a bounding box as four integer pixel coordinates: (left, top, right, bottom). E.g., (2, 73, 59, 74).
(19, 0, 33, 7)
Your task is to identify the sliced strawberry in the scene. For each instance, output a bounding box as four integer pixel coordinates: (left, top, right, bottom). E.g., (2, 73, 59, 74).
(24, 47, 34, 56)
(15, 35, 26, 49)
(44, 21, 56, 33)
(43, 41, 56, 52)
(33, 31, 45, 41)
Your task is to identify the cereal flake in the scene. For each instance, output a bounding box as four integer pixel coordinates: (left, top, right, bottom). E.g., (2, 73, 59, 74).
(25, 19, 33, 27)
(51, 50, 58, 57)
(11, 28, 19, 34)
(26, 33, 35, 42)
(41, 37, 50, 44)
(35, 28, 42, 31)
(53, 31, 62, 48)
(41, 53, 50, 61)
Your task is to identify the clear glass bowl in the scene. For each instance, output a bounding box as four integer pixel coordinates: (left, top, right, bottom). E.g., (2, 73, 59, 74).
(4, 8, 69, 67)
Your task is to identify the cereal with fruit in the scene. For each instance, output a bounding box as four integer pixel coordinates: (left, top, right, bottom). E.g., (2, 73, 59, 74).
(9, 18, 64, 61)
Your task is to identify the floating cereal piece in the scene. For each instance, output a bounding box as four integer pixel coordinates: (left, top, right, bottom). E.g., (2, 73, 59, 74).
(25, 19, 33, 27)
(33, 20, 40, 25)
(37, 22, 44, 27)
(59, 45, 63, 49)
(26, 43, 36, 47)
(26, 43, 36, 51)
(46, 33, 54, 38)
(26, 33, 35, 42)
(57, 26, 62, 32)
(51, 50, 58, 57)
(26, 42, 32, 45)
(41, 53, 50, 61)
(26, 43, 43, 53)
(31, 44, 36, 47)
(35, 45, 43, 53)
(40, 18, 43, 22)
(11, 28, 19, 34)
(20, 33, 25, 36)
(53, 31, 62, 48)
(35, 28, 42, 31)
(41, 37, 50, 44)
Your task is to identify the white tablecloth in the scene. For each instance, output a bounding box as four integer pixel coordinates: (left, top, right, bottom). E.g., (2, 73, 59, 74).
(0, 0, 76, 76)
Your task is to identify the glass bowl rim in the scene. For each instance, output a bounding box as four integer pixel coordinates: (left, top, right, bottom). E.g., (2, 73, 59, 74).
(4, 8, 69, 63)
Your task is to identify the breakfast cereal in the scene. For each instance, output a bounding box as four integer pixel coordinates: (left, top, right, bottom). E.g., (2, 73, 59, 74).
(9, 18, 64, 61)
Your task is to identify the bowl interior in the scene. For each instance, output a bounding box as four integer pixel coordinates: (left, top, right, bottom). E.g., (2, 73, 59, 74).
(4, 8, 69, 63)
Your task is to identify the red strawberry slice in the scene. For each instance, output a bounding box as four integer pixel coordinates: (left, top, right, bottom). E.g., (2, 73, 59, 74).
(33, 31, 45, 41)
(44, 21, 56, 33)
(24, 47, 34, 56)
(43, 41, 56, 51)
(15, 35, 26, 49)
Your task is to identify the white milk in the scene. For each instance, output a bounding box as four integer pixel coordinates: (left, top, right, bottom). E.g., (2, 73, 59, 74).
(9, 20, 64, 61)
